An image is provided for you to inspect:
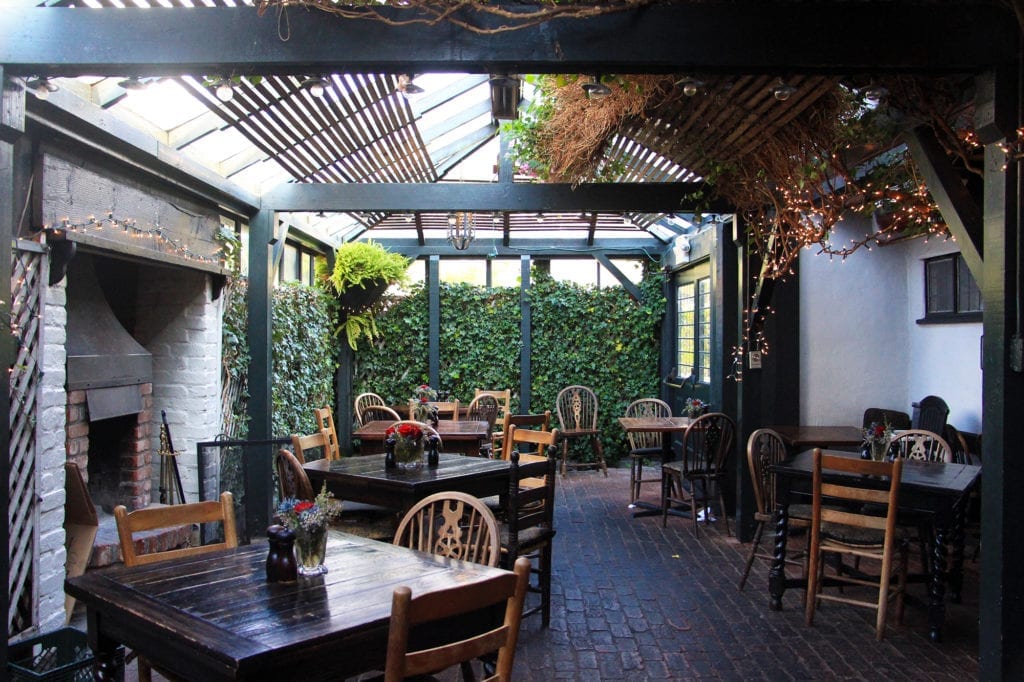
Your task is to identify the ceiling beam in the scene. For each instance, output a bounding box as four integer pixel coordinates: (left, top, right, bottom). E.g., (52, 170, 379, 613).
(263, 181, 710, 213)
(376, 238, 664, 259)
(0, 5, 1015, 77)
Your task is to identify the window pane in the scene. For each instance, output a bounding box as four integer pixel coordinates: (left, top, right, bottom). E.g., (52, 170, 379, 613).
(926, 257, 954, 314)
(697, 277, 711, 384)
(676, 282, 696, 378)
(957, 256, 983, 313)
(282, 244, 300, 283)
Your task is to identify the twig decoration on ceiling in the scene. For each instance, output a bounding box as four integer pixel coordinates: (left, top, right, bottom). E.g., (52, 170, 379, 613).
(256, 0, 656, 34)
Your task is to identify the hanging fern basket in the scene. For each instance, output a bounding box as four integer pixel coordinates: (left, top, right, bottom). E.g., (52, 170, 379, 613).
(337, 278, 389, 315)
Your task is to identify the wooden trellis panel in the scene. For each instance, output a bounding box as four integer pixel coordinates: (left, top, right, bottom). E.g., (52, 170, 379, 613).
(9, 241, 46, 635)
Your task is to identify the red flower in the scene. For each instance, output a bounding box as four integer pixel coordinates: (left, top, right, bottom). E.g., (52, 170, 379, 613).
(872, 424, 886, 438)
(294, 501, 314, 514)
(397, 423, 422, 439)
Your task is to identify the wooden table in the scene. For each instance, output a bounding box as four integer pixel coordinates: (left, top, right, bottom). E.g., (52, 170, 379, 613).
(355, 419, 490, 456)
(769, 425, 864, 449)
(65, 531, 510, 681)
(305, 452, 510, 514)
(769, 448, 982, 642)
(617, 416, 692, 517)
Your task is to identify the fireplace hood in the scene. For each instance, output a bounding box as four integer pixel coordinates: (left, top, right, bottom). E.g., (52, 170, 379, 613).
(66, 256, 153, 419)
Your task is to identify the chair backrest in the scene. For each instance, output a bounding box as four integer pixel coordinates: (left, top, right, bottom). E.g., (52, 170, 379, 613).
(746, 428, 789, 517)
(383, 556, 531, 682)
(943, 424, 974, 465)
(912, 395, 950, 435)
(355, 392, 386, 426)
(313, 406, 341, 460)
(275, 449, 314, 501)
(624, 398, 672, 452)
(555, 385, 599, 431)
(409, 400, 461, 421)
(681, 412, 736, 476)
(362, 404, 403, 424)
(466, 393, 500, 432)
(393, 491, 500, 567)
(114, 492, 238, 568)
(890, 429, 952, 463)
(862, 407, 911, 431)
(504, 431, 559, 552)
(474, 388, 512, 419)
(498, 412, 552, 460)
(811, 449, 903, 550)
(291, 430, 332, 464)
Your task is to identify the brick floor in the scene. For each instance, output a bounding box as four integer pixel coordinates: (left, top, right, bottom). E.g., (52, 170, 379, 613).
(95, 465, 981, 680)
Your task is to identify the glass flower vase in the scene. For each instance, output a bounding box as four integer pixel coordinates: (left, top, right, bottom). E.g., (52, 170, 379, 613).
(294, 526, 328, 576)
(870, 440, 889, 462)
(394, 436, 424, 469)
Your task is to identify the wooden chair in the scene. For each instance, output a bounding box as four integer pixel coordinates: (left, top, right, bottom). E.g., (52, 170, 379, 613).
(114, 492, 238, 682)
(313, 406, 341, 460)
(911, 395, 950, 436)
(738, 428, 811, 590)
(890, 428, 952, 463)
(475, 388, 512, 449)
(291, 429, 333, 464)
(355, 392, 386, 426)
(467, 393, 501, 456)
(554, 385, 607, 477)
(661, 412, 735, 538)
(275, 449, 314, 501)
(409, 399, 461, 421)
(861, 407, 911, 431)
(382, 556, 531, 682)
(502, 433, 559, 627)
(393, 491, 500, 567)
(805, 449, 908, 641)
(623, 398, 672, 505)
(361, 404, 402, 424)
(497, 411, 552, 460)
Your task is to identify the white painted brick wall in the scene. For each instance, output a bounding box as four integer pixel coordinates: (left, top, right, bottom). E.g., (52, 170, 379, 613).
(35, 277, 69, 633)
(136, 269, 223, 501)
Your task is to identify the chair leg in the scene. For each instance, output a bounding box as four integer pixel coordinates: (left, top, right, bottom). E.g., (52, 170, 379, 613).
(737, 521, 765, 590)
(718, 485, 731, 537)
(560, 439, 569, 477)
(592, 435, 607, 476)
(629, 456, 639, 504)
(539, 544, 553, 628)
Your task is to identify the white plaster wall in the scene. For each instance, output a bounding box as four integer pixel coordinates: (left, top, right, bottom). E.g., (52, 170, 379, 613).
(136, 269, 224, 502)
(36, 276, 69, 633)
(800, 215, 982, 433)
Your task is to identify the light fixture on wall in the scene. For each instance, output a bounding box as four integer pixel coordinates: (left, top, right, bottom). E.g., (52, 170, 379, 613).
(676, 76, 704, 97)
(25, 77, 58, 100)
(211, 77, 235, 102)
(447, 212, 476, 250)
(397, 74, 425, 97)
(860, 82, 889, 105)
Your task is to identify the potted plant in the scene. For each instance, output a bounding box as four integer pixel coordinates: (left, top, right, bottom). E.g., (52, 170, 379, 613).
(327, 240, 410, 348)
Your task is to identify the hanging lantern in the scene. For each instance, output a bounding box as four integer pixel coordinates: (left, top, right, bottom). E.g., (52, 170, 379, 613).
(447, 211, 476, 250)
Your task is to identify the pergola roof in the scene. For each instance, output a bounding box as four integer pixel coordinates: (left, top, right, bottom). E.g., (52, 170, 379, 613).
(9, 1, 1012, 251)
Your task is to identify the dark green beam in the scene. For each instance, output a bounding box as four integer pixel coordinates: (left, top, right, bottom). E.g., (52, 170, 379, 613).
(594, 253, 641, 299)
(264, 181, 708, 213)
(904, 126, 982, 277)
(379, 238, 667, 259)
(0, 5, 1015, 76)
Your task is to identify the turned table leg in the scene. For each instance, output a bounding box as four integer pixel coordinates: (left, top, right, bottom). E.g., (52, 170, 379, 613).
(768, 500, 789, 611)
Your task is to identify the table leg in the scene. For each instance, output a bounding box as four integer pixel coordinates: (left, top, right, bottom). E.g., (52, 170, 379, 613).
(768, 500, 789, 611)
(949, 496, 967, 604)
(631, 432, 675, 518)
(87, 610, 121, 682)
(928, 514, 950, 643)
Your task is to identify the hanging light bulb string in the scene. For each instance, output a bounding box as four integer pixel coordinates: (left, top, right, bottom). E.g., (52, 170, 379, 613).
(42, 211, 225, 266)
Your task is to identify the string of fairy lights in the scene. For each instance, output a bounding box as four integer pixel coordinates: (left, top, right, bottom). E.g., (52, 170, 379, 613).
(41, 211, 226, 266)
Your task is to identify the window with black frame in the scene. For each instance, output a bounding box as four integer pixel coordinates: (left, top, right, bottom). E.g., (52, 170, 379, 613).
(920, 252, 982, 323)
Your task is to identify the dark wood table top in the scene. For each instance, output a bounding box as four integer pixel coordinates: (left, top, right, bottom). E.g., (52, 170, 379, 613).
(354, 419, 490, 441)
(769, 425, 865, 448)
(305, 453, 510, 512)
(618, 416, 693, 433)
(65, 531, 510, 681)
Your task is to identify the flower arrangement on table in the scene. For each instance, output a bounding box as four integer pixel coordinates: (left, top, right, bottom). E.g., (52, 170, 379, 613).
(276, 484, 342, 576)
(386, 421, 426, 467)
(411, 384, 439, 423)
(862, 421, 895, 461)
(684, 397, 708, 419)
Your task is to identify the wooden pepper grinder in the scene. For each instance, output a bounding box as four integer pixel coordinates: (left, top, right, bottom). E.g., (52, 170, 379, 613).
(266, 524, 297, 583)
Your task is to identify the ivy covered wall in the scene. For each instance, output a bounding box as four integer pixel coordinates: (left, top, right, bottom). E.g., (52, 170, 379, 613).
(353, 268, 666, 464)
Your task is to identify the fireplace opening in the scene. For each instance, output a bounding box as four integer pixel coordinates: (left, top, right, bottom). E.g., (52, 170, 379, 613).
(86, 414, 140, 514)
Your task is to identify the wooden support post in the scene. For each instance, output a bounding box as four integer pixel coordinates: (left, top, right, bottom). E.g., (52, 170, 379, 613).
(245, 208, 274, 532)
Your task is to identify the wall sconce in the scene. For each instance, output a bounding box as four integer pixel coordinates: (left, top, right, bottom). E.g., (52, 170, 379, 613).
(770, 78, 797, 101)
(211, 77, 235, 102)
(447, 212, 476, 250)
(861, 83, 889, 105)
(397, 74, 425, 96)
(489, 75, 521, 120)
(25, 77, 58, 100)
(676, 76, 704, 97)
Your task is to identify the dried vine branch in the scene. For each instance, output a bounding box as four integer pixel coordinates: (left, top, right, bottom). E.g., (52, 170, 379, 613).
(256, 0, 655, 35)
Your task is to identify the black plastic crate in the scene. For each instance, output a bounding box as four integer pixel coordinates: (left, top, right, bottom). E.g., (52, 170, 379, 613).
(8, 627, 121, 682)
